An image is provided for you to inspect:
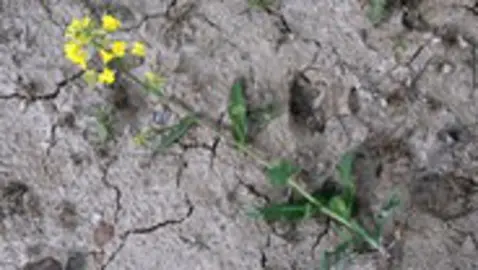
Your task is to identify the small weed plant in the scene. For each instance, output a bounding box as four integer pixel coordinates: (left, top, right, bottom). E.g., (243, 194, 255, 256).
(63, 14, 399, 269)
(367, 0, 389, 25)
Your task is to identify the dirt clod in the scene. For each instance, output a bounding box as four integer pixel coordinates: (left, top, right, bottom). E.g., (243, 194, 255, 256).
(23, 257, 62, 270)
(93, 220, 115, 247)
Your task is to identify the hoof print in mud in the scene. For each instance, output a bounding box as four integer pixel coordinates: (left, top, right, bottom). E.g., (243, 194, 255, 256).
(0, 181, 39, 219)
(288, 72, 325, 133)
(57, 200, 78, 230)
(411, 172, 478, 220)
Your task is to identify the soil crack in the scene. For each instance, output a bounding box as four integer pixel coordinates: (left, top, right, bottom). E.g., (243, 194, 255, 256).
(101, 196, 194, 270)
(310, 222, 330, 258)
(259, 234, 271, 269)
(99, 156, 123, 223)
(238, 178, 271, 204)
(0, 71, 84, 102)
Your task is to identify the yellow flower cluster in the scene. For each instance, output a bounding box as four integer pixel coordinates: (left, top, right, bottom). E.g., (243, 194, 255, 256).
(63, 14, 147, 85)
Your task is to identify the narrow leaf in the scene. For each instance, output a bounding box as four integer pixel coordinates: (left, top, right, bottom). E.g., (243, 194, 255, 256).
(94, 106, 114, 143)
(144, 71, 166, 96)
(152, 116, 196, 153)
(266, 160, 300, 186)
(247, 101, 282, 133)
(96, 123, 108, 143)
(319, 251, 331, 270)
(228, 77, 248, 145)
(367, 0, 388, 25)
(336, 152, 357, 216)
(328, 196, 351, 219)
(320, 241, 351, 270)
(374, 192, 401, 240)
(378, 192, 401, 219)
(337, 152, 355, 188)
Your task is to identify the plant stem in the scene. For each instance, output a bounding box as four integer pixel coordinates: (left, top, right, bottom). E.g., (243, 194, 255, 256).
(121, 67, 388, 257)
(288, 180, 389, 257)
(122, 70, 271, 167)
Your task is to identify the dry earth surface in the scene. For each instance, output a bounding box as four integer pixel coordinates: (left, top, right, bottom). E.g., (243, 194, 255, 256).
(1, 0, 478, 269)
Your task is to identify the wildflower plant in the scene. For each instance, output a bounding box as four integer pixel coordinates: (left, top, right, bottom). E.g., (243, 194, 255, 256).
(62, 14, 399, 270)
(63, 14, 148, 86)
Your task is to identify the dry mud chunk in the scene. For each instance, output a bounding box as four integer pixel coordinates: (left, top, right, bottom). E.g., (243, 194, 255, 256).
(23, 257, 62, 270)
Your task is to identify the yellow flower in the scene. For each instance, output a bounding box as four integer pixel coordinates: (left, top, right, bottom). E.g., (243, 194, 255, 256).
(65, 18, 82, 38)
(98, 68, 116, 85)
(65, 16, 92, 41)
(131, 42, 146, 57)
(64, 41, 88, 69)
(99, 49, 115, 64)
(111, 41, 127, 58)
(80, 17, 92, 28)
(102, 14, 121, 32)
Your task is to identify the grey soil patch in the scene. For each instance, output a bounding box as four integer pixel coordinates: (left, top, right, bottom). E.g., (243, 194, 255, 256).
(1, 0, 478, 269)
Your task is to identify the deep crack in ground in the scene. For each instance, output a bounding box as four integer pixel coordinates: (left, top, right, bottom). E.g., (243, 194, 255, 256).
(100, 156, 123, 223)
(0, 71, 84, 102)
(101, 196, 194, 270)
(238, 178, 270, 204)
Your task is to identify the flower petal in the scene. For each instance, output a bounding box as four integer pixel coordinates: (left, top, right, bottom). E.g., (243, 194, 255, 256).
(102, 14, 121, 32)
(131, 42, 146, 57)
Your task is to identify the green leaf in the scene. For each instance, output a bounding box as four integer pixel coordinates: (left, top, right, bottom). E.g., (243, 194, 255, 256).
(319, 251, 331, 270)
(336, 152, 357, 216)
(228, 77, 248, 146)
(152, 116, 196, 153)
(94, 106, 114, 143)
(337, 152, 355, 188)
(266, 160, 300, 186)
(248, 0, 275, 10)
(144, 71, 166, 96)
(367, 0, 388, 25)
(247, 101, 281, 132)
(96, 123, 110, 143)
(320, 241, 351, 270)
(328, 196, 351, 219)
(374, 192, 401, 240)
(251, 202, 319, 222)
(83, 70, 97, 87)
(379, 192, 401, 219)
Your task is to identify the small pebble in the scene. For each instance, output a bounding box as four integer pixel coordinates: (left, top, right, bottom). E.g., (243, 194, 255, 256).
(94, 221, 115, 247)
(379, 98, 388, 108)
(152, 110, 172, 125)
(441, 63, 453, 74)
(458, 36, 469, 48)
(431, 37, 442, 44)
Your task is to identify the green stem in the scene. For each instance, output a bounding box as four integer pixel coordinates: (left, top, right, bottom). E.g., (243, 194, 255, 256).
(122, 70, 271, 167)
(288, 180, 389, 257)
(96, 52, 387, 256)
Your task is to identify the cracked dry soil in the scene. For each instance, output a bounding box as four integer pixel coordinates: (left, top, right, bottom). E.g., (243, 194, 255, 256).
(1, 0, 478, 269)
